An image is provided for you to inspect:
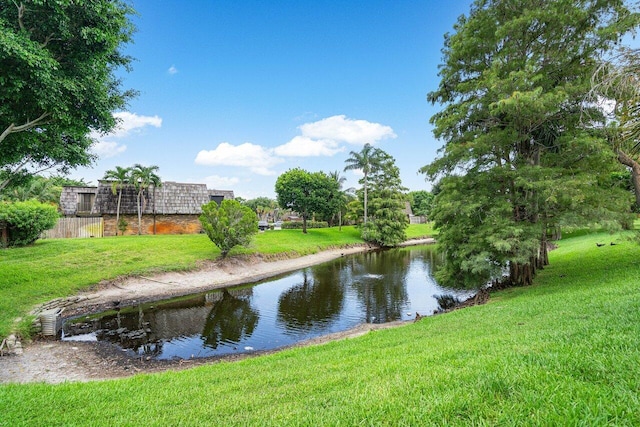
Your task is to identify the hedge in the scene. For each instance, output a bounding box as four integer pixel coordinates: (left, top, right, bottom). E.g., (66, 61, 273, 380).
(281, 220, 328, 229)
(0, 200, 59, 247)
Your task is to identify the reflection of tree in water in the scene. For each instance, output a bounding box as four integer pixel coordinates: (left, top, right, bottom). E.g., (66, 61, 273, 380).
(419, 245, 444, 277)
(202, 289, 259, 349)
(349, 249, 411, 323)
(92, 306, 164, 357)
(277, 264, 345, 333)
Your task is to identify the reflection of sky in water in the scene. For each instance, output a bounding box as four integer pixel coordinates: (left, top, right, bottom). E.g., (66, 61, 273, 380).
(401, 254, 474, 321)
(63, 246, 474, 360)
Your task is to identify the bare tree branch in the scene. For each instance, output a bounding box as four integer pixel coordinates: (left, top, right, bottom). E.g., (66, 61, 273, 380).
(0, 156, 31, 192)
(0, 158, 62, 192)
(14, 1, 25, 31)
(0, 112, 51, 144)
(40, 33, 57, 48)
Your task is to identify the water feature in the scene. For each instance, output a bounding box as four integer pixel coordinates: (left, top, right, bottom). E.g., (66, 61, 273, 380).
(62, 245, 472, 360)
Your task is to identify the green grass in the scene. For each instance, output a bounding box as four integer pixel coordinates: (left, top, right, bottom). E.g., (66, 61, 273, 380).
(0, 224, 433, 338)
(0, 229, 639, 425)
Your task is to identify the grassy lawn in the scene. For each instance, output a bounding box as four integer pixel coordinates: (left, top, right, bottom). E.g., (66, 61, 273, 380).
(0, 224, 433, 338)
(0, 228, 638, 425)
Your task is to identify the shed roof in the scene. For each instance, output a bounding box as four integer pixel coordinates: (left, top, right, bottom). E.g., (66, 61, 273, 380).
(65, 181, 234, 215)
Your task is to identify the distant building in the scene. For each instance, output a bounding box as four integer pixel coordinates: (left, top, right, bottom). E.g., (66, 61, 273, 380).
(405, 201, 427, 224)
(59, 181, 234, 236)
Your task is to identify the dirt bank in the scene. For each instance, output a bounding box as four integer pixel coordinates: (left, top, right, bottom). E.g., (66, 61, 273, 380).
(0, 239, 435, 384)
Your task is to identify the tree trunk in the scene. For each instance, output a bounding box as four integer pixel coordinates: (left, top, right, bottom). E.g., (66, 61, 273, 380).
(617, 149, 640, 208)
(537, 232, 549, 269)
(153, 186, 157, 235)
(137, 191, 142, 235)
(508, 261, 535, 287)
(116, 189, 122, 236)
(302, 212, 308, 234)
(363, 178, 368, 224)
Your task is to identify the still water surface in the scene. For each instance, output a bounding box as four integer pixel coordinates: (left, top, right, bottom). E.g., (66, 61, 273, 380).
(62, 245, 471, 360)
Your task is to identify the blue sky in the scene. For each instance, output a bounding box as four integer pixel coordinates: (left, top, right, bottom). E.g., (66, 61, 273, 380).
(71, 1, 473, 199)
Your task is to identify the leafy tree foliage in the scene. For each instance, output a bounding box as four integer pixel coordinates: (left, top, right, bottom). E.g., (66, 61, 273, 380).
(199, 199, 258, 257)
(0, 200, 58, 247)
(242, 197, 279, 221)
(362, 151, 408, 247)
(407, 190, 434, 218)
(47, 176, 88, 188)
(0, 174, 85, 204)
(345, 197, 364, 225)
(0, 1, 136, 190)
(422, 0, 638, 289)
(275, 168, 340, 233)
(328, 170, 350, 229)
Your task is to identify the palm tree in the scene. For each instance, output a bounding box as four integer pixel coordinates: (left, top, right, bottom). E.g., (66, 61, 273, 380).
(103, 166, 131, 235)
(343, 143, 380, 224)
(130, 164, 161, 235)
(10, 176, 58, 204)
(329, 170, 347, 230)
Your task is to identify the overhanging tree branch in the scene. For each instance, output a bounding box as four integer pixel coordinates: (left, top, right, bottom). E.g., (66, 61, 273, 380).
(0, 157, 65, 192)
(617, 149, 640, 207)
(0, 112, 51, 144)
(0, 1, 136, 185)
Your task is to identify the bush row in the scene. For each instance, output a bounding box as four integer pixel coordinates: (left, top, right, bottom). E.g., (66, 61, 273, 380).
(281, 220, 328, 229)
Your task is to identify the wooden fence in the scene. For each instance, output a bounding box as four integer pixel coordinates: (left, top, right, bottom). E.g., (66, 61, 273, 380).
(43, 217, 104, 239)
(409, 215, 427, 224)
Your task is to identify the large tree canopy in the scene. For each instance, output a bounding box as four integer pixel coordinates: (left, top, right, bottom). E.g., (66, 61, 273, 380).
(422, 0, 638, 289)
(0, 0, 137, 189)
(275, 168, 340, 234)
(360, 150, 408, 247)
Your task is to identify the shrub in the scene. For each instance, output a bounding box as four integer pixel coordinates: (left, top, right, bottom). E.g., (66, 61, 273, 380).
(281, 220, 328, 230)
(199, 200, 258, 257)
(117, 218, 128, 235)
(0, 200, 59, 247)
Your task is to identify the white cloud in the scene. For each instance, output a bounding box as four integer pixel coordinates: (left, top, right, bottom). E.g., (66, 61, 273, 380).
(89, 112, 162, 158)
(348, 168, 364, 178)
(273, 136, 344, 157)
(299, 115, 396, 145)
(202, 174, 240, 189)
(597, 96, 616, 118)
(91, 140, 127, 158)
(194, 142, 283, 176)
(110, 112, 162, 138)
(168, 65, 178, 75)
(273, 115, 396, 159)
(194, 115, 395, 176)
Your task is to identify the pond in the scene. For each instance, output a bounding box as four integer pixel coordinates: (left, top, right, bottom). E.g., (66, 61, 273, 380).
(62, 245, 472, 360)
